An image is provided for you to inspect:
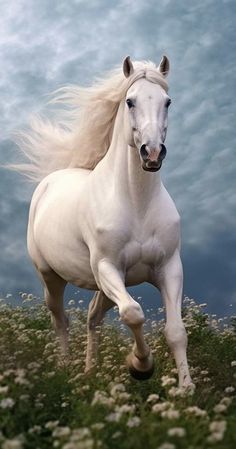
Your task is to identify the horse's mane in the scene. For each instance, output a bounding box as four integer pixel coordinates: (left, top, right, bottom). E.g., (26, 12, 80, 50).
(11, 60, 168, 182)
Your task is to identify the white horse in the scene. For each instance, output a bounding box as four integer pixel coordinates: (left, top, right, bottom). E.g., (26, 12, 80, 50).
(13, 56, 193, 388)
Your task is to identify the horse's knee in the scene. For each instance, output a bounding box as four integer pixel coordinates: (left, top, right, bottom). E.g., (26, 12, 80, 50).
(164, 323, 187, 349)
(120, 301, 145, 327)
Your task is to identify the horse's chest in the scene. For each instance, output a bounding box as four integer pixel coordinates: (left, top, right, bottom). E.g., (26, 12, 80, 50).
(122, 235, 165, 272)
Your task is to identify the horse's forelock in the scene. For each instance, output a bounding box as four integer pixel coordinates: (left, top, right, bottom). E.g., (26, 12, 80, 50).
(126, 64, 169, 93)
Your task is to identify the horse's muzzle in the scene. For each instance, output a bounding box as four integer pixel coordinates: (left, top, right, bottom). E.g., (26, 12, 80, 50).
(140, 144, 167, 172)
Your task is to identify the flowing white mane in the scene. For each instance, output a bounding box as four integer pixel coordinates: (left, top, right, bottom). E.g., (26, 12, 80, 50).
(12, 60, 168, 182)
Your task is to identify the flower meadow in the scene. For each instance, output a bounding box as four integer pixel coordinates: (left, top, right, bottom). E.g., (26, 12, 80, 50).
(0, 294, 236, 449)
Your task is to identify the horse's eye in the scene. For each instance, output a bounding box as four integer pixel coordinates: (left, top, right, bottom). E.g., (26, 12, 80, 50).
(126, 98, 134, 109)
(166, 98, 171, 108)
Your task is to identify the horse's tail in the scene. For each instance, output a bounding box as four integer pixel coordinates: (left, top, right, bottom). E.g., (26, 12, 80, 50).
(7, 112, 75, 183)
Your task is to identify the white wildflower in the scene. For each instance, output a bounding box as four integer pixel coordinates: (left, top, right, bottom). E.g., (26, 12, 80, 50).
(28, 425, 41, 434)
(15, 377, 30, 386)
(213, 404, 227, 414)
(112, 431, 122, 439)
(46, 372, 56, 378)
(15, 369, 26, 378)
(152, 402, 172, 413)
(45, 342, 55, 350)
(185, 406, 207, 417)
(64, 440, 93, 449)
(202, 377, 211, 383)
(0, 398, 15, 409)
(21, 293, 27, 299)
(105, 412, 122, 423)
(161, 409, 180, 420)
(70, 428, 91, 441)
(230, 361, 236, 367)
(110, 383, 126, 397)
(209, 420, 227, 434)
(167, 427, 186, 437)
(19, 395, 30, 401)
(127, 416, 141, 427)
(207, 432, 225, 443)
(3, 370, 14, 377)
(91, 423, 105, 431)
(27, 362, 40, 370)
(220, 397, 232, 406)
(168, 384, 195, 398)
(62, 443, 78, 449)
(61, 402, 69, 408)
(116, 404, 135, 414)
(158, 443, 175, 449)
(2, 439, 23, 449)
(91, 391, 115, 408)
(0, 386, 9, 394)
(52, 427, 71, 438)
(45, 420, 59, 430)
(161, 376, 177, 387)
(117, 392, 131, 401)
(147, 393, 160, 403)
(224, 386, 235, 394)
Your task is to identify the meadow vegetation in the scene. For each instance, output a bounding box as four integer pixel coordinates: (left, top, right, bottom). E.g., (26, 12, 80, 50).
(0, 294, 236, 449)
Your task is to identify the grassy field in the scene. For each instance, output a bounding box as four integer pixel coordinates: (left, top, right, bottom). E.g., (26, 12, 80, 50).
(0, 295, 236, 449)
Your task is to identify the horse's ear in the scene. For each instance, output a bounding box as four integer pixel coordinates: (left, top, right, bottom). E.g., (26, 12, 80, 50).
(157, 55, 170, 77)
(123, 56, 134, 78)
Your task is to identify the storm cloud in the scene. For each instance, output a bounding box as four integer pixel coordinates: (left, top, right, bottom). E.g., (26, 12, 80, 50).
(0, 0, 235, 314)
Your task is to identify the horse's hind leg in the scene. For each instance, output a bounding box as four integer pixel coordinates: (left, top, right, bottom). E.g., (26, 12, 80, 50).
(39, 269, 68, 355)
(85, 290, 114, 373)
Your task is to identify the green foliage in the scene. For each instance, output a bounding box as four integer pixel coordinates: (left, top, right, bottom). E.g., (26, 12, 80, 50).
(0, 297, 236, 449)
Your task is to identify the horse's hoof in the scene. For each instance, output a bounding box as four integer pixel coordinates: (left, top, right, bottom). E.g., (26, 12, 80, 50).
(126, 353, 155, 381)
(129, 363, 155, 380)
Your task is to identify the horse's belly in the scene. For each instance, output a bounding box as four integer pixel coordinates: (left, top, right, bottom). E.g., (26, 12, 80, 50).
(51, 248, 97, 290)
(32, 228, 97, 289)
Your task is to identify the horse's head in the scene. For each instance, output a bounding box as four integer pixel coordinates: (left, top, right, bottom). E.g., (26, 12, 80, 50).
(123, 56, 170, 172)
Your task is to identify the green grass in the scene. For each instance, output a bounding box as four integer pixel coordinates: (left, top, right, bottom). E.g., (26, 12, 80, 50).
(0, 296, 236, 449)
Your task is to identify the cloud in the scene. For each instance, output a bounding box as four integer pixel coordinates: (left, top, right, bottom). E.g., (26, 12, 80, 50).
(0, 0, 235, 314)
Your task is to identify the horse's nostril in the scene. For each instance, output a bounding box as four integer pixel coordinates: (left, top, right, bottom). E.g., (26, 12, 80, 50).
(160, 144, 167, 160)
(140, 144, 149, 162)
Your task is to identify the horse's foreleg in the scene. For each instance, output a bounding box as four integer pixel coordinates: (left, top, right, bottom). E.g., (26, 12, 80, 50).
(85, 290, 114, 373)
(95, 259, 154, 380)
(158, 251, 193, 388)
(39, 269, 68, 356)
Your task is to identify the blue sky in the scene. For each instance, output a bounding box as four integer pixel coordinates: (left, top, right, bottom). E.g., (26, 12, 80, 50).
(0, 0, 235, 315)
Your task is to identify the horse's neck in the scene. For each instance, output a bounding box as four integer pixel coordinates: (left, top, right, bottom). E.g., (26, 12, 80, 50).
(104, 102, 161, 215)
